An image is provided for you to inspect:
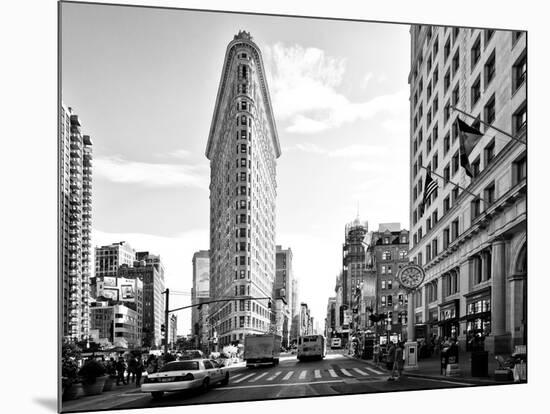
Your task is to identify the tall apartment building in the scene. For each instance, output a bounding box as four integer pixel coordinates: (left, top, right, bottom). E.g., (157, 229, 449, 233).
(326, 297, 337, 339)
(205, 31, 281, 347)
(90, 301, 140, 348)
(408, 26, 526, 354)
(118, 252, 165, 348)
(94, 241, 136, 279)
(342, 217, 369, 308)
(60, 104, 92, 341)
(191, 250, 210, 350)
(367, 224, 410, 338)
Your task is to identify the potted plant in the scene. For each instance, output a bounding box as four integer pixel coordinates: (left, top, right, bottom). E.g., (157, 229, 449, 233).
(61, 341, 82, 400)
(79, 358, 107, 396)
(62, 358, 80, 400)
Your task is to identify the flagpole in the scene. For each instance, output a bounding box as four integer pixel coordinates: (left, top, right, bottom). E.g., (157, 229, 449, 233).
(420, 165, 488, 204)
(450, 105, 526, 146)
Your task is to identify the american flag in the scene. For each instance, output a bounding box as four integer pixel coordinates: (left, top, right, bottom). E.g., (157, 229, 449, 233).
(422, 170, 438, 207)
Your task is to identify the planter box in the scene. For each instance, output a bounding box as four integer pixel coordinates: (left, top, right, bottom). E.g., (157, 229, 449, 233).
(82, 376, 108, 396)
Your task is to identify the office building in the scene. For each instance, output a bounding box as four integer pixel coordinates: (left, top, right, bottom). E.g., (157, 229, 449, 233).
(205, 31, 281, 347)
(191, 250, 210, 350)
(408, 26, 526, 354)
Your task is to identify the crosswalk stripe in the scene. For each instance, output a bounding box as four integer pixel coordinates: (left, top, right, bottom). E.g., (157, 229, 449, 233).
(267, 371, 282, 381)
(353, 368, 369, 376)
(282, 371, 294, 380)
(233, 373, 255, 383)
(299, 370, 307, 380)
(314, 370, 321, 379)
(365, 367, 384, 375)
(249, 372, 268, 382)
(340, 369, 353, 377)
(328, 369, 337, 378)
(231, 373, 243, 379)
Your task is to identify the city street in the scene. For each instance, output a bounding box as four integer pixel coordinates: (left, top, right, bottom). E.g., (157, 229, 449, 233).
(69, 351, 479, 411)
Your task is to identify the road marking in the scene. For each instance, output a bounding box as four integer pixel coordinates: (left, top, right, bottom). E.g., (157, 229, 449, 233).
(213, 380, 342, 390)
(408, 376, 474, 386)
(249, 372, 268, 382)
(231, 373, 243, 379)
(299, 370, 307, 380)
(267, 371, 282, 381)
(282, 371, 294, 380)
(353, 368, 369, 376)
(365, 367, 384, 375)
(340, 368, 354, 377)
(328, 369, 337, 378)
(233, 373, 255, 383)
(314, 370, 321, 379)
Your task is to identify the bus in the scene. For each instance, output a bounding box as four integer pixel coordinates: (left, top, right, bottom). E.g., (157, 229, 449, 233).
(330, 337, 342, 349)
(297, 335, 326, 361)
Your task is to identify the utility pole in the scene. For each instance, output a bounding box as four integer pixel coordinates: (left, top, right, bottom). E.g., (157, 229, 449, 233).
(164, 288, 169, 356)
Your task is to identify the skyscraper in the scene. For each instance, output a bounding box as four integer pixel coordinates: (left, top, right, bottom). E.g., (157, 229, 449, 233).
(60, 104, 92, 341)
(205, 31, 281, 347)
(275, 246, 293, 347)
(408, 26, 526, 354)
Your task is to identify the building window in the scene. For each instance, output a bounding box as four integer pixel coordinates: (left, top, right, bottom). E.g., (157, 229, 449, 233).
(443, 228, 450, 249)
(399, 250, 407, 259)
(452, 187, 460, 204)
(512, 31, 523, 46)
(381, 265, 386, 274)
(443, 196, 450, 215)
(444, 101, 450, 124)
(451, 151, 459, 175)
(240, 101, 247, 111)
(484, 182, 495, 207)
(426, 244, 432, 262)
(387, 295, 393, 307)
(484, 139, 495, 165)
(472, 157, 481, 178)
(433, 65, 439, 85)
(484, 95, 496, 126)
(444, 37, 451, 61)
(451, 218, 459, 241)
(382, 251, 392, 260)
(381, 280, 386, 289)
(452, 50, 460, 76)
(513, 154, 527, 185)
(471, 197, 481, 219)
(471, 35, 481, 70)
(444, 70, 451, 94)
(444, 133, 450, 155)
(512, 53, 527, 94)
(381, 296, 386, 306)
(452, 84, 460, 106)
(513, 103, 527, 137)
(432, 123, 439, 142)
(471, 76, 481, 107)
(484, 29, 495, 46)
(484, 51, 496, 86)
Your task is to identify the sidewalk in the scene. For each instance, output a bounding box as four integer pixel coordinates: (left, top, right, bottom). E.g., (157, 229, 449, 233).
(61, 381, 143, 413)
(343, 350, 517, 386)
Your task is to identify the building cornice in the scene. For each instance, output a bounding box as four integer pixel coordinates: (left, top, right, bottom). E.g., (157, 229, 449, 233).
(206, 34, 281, 160)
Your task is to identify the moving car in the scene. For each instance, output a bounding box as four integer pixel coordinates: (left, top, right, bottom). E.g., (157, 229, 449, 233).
(330, 337, 342, 349)
(141, 359, 229, 399)
(244, 334, 281, 367)
(179, 349, 204, 360)
(297, 335, 326, 361)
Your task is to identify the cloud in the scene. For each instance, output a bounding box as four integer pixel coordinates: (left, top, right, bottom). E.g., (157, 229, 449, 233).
(94, 155, 209, 189)
(263, 43, 408, 134)
(288, 142, 388, 158)
(360, 72, 373, 89)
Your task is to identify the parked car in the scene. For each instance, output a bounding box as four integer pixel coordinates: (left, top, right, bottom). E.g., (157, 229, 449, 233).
(141, 359, 229, 399)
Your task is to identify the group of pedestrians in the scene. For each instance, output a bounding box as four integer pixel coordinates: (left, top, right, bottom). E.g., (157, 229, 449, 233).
(106, 355, 145, 387)
(385, 341, 405, 381)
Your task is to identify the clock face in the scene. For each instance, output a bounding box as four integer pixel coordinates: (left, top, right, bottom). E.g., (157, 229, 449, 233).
(398, 264, 425, 289)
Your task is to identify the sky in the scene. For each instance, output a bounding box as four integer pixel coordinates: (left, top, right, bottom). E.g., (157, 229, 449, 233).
(61, 2, 411, 334)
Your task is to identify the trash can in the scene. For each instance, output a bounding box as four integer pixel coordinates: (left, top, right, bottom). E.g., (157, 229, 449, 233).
(471, 351, 489, 377)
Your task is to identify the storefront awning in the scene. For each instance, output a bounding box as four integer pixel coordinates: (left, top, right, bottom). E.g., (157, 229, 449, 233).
(459, 311, 491, 321)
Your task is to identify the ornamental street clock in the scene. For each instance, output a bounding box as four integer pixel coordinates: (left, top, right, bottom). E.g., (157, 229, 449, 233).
(397, 264, 425, 291)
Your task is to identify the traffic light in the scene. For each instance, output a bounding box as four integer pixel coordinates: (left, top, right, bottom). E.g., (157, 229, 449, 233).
(161, 324, 166, 333)
(194, 323, 199, 335)
(268, 300, 272, 309)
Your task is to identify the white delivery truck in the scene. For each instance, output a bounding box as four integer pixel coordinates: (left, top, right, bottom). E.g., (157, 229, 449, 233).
(244, 334, 282, 367)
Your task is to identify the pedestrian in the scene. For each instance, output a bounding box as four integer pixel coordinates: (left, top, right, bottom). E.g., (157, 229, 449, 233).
(127, 355, 137, 384)
(115, 357, 127, 385)
(390, 342, 405, 380)
(386, 342, 396, 372)
(135, 357, 144, 387)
